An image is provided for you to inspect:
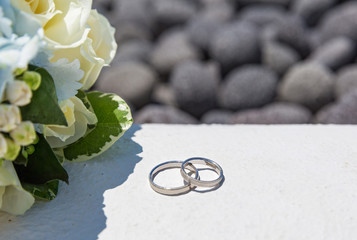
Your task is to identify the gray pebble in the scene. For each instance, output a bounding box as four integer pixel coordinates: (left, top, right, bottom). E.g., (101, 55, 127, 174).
(319, 2, 357, 43)
(112, 0, 154, 29)
(201, 110, 234, 124)
(111, 40, 152, 64)
(275, 15, 310, 57)
(309, 37, 356, 70)
(113, 22, 152, 44)
(278, 62, 335, 111)
(239, 4, 286, 28)
(152, 0, 197, 27)
(199, 1, 234, 22)
(134, 105, 198, 124)
(187, 16, 225, 51)
(292, 0, 336, 26)
(219, 65, 278, 110)
(150, 29, 201, 74)
(232, 102, 312, 124)
(335, 65, 357, 99)
(152, 83, 177, 107)
(209, 22, 260, 72)
(315, 90, 357, 124)
(97, 62, 157, 108)
(171, 60, 220, 117)
(262, 41, 300, 76)
(234, 0, 291, 6)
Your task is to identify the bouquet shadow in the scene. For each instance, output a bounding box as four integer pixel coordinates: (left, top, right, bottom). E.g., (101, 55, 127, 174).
(0, 125, 143, 240)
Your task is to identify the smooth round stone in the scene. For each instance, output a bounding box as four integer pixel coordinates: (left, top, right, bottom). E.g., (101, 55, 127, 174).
(319, 2, 357, 43)
(209, 22, 260, 72)
(170, 60, 220, 117)
(292, 0, 336, 26)
(201, 110, 234, 124)
(309, 37, 356, 71)
(315, 90, 357, 124)
(111, 40, 152, 64)
(134, 105, 199, 124)
(219, 65, 278, 110)
(239, 4, 286, 28)
(278, 63, 335, 111)
(97, 62, 157, 108)
(335, 65, 357, 99)
(150, 29, 200, 74)
(262, 41, 300, 76)
(232, 102, 312, 124)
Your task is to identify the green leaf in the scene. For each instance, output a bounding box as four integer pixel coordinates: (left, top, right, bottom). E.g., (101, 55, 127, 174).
(14, 134, 69, 184)
(22, 180, 59, 201)
(20, 66, 67, 126)
(62, 91, 133, 161)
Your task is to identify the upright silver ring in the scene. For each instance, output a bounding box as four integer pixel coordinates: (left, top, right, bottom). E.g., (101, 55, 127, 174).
(180, 157, 224, 188)
(149, 161, 199, 195)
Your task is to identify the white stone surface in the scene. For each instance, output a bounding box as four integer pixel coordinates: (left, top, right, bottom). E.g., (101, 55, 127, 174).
(1, 124, 357, 240)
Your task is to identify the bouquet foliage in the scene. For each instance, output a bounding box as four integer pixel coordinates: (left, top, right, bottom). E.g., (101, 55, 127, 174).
(0, 0, 132, 215)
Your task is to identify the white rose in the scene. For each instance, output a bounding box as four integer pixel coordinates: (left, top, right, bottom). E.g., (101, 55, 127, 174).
(0, 160, 35, 215)
(40, 96, 97, 148)
(51, 10, 117, 90)
(11, 1, 117, 90)
(0, 104, 21, 132)
(0, 134, 8, 158)
(5, 80, 32, 106)
(10, 121, 36, 146)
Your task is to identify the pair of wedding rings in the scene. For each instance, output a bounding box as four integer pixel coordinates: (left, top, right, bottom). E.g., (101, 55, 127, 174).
(149, 157, 224, 195)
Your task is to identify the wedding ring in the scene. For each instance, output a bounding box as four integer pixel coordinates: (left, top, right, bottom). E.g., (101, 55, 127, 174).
(180, 157, 224, 188)
(149, 161, 199, 195)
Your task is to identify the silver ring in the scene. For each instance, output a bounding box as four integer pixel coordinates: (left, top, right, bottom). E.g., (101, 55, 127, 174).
(180, 157, 224, 188)
(149, 161, 199, 195)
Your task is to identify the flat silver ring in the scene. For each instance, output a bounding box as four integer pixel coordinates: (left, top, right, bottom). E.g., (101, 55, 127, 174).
(180, 157, 223, 188)
(149, 161, 199, 195)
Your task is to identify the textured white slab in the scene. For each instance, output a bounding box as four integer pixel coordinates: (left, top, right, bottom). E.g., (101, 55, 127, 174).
(1, 124, 357, 240)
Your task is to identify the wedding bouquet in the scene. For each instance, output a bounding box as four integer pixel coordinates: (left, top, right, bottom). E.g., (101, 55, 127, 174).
(0, 0, 132, 215)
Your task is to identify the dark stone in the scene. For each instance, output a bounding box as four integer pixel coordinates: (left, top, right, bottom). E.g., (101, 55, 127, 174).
(134, 105, 199, 124)
(309, 37, 356, 71)
(262, 41, 300, 76)
(171, 60, 220, 117)
(201, 110, 234, 124)
(275, 15, 310, 57)
(319, 2, 357, 43)
(150, 29, 201, 74)
(111, 40, 152, 64)
(219, 65, 278, 110)
(152, 0, 197, 27)
(292, 0, 336, 26)
(113, 22, 152, 44)
(209, 22, 260, 72)
(231, 102, 312, 124)
(278, 62, 335, 111)
(335, 65, 357, 99)
(97, 62, 157, 108)
(239, 4, 286, 28)
(315, 90, 357, 124)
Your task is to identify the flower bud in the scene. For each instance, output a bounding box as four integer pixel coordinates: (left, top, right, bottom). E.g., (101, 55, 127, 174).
(0, 104, 21, 132)
(4, 138, 20, 161)
(0, 134, 8, 158)
(6, 80, 33, 106)
(23, 71, 41, 90)
(10, 121, 37, 146)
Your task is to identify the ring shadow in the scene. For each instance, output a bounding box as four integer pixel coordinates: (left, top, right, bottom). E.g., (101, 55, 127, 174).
(0, 124, 143, 240)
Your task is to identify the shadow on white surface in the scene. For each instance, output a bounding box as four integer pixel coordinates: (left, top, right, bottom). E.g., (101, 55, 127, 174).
(0, 125, 143, 240)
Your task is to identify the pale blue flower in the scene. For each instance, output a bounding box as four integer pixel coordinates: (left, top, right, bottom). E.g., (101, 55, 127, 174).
(0, 1, 43, 100)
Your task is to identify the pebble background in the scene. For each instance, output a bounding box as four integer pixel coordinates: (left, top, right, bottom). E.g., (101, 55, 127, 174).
(93, 0, 357, 124)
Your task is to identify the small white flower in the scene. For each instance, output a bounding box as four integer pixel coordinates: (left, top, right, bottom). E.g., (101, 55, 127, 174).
(40, 96, 97, 148)
(3, 137, 20, 161)
(0, 104, 21, 132)
(0, 160, 35, 215)
(5, 80, 32, 106)
(10, 121, 36, 146)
